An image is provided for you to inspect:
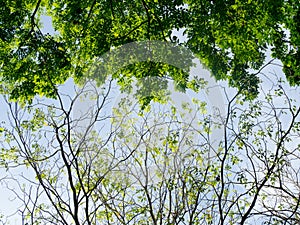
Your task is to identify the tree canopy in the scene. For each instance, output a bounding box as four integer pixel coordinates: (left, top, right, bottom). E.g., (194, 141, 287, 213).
(0, 0, 299, 102)
(0, 1, 300, 224)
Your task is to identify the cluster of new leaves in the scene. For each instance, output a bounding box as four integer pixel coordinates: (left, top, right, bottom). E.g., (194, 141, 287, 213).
(0, 74, 299, 224)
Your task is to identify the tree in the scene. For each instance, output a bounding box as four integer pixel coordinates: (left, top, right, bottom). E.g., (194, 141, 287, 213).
(0, 73, 299, 224)
(1, 0, 300, 224)
(1, 0, 299, 101)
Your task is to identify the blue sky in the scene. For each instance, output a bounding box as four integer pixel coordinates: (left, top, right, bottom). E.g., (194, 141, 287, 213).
(0, 14, 299, 225)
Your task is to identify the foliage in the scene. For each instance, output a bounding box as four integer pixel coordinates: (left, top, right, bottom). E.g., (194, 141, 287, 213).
(185, 0, 300, 98)
(0, 0, 299, 102)
(1, 0, 300, 224)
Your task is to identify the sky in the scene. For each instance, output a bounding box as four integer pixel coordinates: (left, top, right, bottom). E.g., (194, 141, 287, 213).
(0, 15, 228, 224)
(0, 14, 299, 225)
